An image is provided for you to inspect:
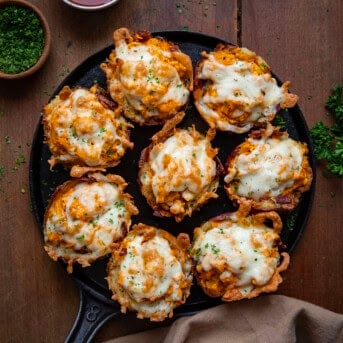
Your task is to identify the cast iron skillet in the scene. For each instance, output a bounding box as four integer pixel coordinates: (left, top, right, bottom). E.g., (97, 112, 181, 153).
(29, 31, 316, 343)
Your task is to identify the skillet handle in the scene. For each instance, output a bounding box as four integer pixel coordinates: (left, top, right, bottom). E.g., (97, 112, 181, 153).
(65, 287, 120, 343)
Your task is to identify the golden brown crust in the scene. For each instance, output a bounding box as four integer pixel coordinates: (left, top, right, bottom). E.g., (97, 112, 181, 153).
(280, 81, 299, 108)
(150, 111, 185, 144)
(70, 166, 106, 178)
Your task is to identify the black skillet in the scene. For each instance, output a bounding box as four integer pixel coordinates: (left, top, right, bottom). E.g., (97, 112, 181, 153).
(29, 31, 316, 343)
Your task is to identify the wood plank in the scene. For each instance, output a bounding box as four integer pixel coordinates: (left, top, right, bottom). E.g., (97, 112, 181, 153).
(0, 1, 238, 342)
(241, 0, 343, 313)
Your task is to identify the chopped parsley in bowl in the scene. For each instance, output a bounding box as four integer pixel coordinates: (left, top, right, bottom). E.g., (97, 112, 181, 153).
(0, 0, 51, 79)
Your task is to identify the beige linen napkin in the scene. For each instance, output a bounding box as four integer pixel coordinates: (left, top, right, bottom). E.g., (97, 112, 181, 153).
(104, 295, 343, 343)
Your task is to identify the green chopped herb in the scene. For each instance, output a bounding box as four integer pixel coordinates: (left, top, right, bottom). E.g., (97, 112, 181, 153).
(114, 200, 124, 208)
(211, 244, 220, 254)
(192, 247, 202, 259)
(76, 234, 84, 240)
(0, 5, 44, 74)
(310, 84, 343, 177)
(285, 212, 297, 231)
(20, 187, 26, 194)
(129, 251, 135, 258)
(108, 218, 114, 224)
(259, 63, 267, 71)
(273, 114, 287, 129)
(70, 125, 77, 139)
(5, 136, 11, 144)
(0, 165, 5, 178)
(89, 215, 99, 226)
(15, 153, 26, 165)
(59, 67, 70, 78)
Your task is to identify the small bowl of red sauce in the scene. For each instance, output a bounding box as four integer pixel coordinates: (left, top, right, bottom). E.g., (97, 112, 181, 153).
(62, 0, 120, 11)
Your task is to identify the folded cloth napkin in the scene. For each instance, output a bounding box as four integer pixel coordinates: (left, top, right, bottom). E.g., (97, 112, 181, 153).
(104, 295, 343, 343)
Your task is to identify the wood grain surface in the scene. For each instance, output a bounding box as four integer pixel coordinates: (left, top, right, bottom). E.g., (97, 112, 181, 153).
(0, 1, 342, 342)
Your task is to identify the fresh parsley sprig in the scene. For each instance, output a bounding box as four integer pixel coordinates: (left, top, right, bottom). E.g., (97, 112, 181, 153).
(310, 84, 343, 177)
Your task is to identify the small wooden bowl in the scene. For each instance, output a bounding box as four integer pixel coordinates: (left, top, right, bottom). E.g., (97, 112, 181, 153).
(0, 0, 51, 80)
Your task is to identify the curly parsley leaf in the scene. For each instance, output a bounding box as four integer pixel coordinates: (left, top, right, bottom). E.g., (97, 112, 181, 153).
(326, 84, 343, 125)
(327, 140, 343, 176)
(310, 121, 335, 160)
(310, 84, 343, 177)
(272, 114, 287, 130)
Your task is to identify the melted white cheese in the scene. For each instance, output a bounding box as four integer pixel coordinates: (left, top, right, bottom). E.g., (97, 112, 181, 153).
(196, 54, 284, 132)
(50, 88, 126, 166)
(147, 129, 217, 203)
(118, 234, 185, 302)
(115, 42, 189, 116)
(193, 223, 279, 290)
(224, 136, 304, 199)
(45, 182, 129, 257)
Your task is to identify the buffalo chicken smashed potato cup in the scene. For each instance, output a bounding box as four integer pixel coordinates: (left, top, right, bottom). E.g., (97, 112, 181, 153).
(224, 125, 313, 211)
(43, 85, 133, 175)
(43, 173, 138, 273)
(106, 223, 193, 321)
(191, 201, 290, 301)
(101, 28, 193, 125)
(194, 44, 299, 133)
(138, 116, 222, 222)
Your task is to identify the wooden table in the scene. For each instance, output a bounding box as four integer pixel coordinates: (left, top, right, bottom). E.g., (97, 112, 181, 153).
(0, 1, 342, 342)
